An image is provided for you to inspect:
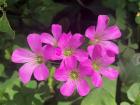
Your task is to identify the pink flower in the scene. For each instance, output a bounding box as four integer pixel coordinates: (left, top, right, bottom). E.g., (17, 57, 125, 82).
(80, 45, 119, 88)
(56, 32, 88, 66)
(40, 24, 62, 60)
(11, 34, 52, 84)
(54, 58, 90, 96)
(41, 24, 62, 47)
(85, 15, 121, 57)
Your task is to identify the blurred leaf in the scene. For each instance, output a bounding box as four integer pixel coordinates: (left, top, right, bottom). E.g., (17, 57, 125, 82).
(0, 11, 15, 39)
(127, 83, 140, 102)
(120, 102, 131, 105)
(29, 0, 66, 26)
(0, 63, 5, 76)
(135, 13, 140, 24)
(81, 78, 117, 105)
(0, 71, 20, 99)
(58, 101, 71, 105)
(135, 94, 140, 105)
(4, 49, 11, 60)
(0, 0, 6, 6)
(116, 8, 126, 30)
(25, 80, 37, 89)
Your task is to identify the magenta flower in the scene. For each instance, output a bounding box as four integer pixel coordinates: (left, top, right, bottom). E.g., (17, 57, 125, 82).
(11, 34, 51, 84)
(40, 24, 62, 60)
(41, 24, 62, 47)
(54, 58, 90, 96)
(80, 45, 119, 88)
(85, 15, 121, 57)
(56, 32, 88, 66)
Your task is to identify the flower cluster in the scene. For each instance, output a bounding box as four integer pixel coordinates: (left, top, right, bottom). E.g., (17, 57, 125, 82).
(11, 15, 121, 96)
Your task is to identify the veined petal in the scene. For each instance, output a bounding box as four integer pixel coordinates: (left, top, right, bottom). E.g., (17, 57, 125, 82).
(85, 26, 96, 40)
(27, 33, 42, 54)
(70, 33, 84, 48)
(100, 67, 119, 80)
(33, 64, 49, 81)
(60, 80, 75, 96)
(91, 45, 102, 60)
(52, 24, 62, 40)
(74, 49, 88, 61)
(43, 45, 62, 60)
(103, 25, 121, 40)
(19, 63, 37, 84)
(41, 33, 56, 46)
(54, 67, 68, 81)
(11, 48, 35, 63)
(91, 71, 103, 88)
(77, 79, 90, 96)
(100, 41, 119, 55)
(87, 45, 95, 58)
(96, 15, 109, 32)
(64, 57, 77, 70)
(58, 33, 72, 49)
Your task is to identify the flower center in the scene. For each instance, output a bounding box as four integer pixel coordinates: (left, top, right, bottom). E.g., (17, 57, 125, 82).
(89, 36, 100, 45)
(70, 71, 79, 80)
(92, 62, 100, 71)
(64, 49, 73, 56)
(36, 56, 44, 64)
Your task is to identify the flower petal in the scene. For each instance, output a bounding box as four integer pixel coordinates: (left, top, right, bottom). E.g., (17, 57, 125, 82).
(27, 33, 42, 54)
(77, 79, 90, 96)
(70, 33, 84, 48)
(60, 80, 75, 96)
(87, 45, 95, 58)
(41, 33, 56, 46)
(96, 15, 109, 32)
(11, 48, 35, 63)
(64, 57, 77, 70)
(74, 49, 88, 61)
(52, 24, 62, 40)
(100, 67, 119, 80)
(33, 64, 49, 81)
(19, 63, 37, 84)
(58, 33, 72, 49)
(91, 45, 102, 60)
(54, 67, 68, 81)
(91, 71, 103, 88)
(43, 45, 62, 60)
(100, 41, 119, 55)
(103, 25, 121, 40)
(85, 26, 96, 40)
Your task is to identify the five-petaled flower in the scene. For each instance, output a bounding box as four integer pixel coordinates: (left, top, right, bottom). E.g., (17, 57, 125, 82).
(80, 45, 119, 88)
(11, 34, 52, 84)
(54, 58, 90, 96)
(85, 15, 121, 57)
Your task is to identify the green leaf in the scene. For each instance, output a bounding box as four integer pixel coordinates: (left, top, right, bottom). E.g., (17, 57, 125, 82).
(127, 83, 140, 102)
(0, 71, 20, 99)
(116, 8, 126, 30)
(30, 0, 66, 26)
(135, 94, 140, 105)
(135, 13, 140, 24)
(81, 78, 117, 105)
(58, 101, 71, 105)
(0, 12, 15, 38)
(0, 0, 6, 6)
(25, 80, 37, 89)
(120, 102, 131, 105)
(0, 63, 5, 76)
